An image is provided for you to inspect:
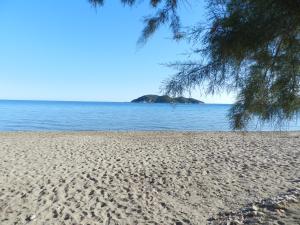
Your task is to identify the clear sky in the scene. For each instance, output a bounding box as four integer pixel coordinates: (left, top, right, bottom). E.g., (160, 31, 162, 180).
(0, 0, 235, 103)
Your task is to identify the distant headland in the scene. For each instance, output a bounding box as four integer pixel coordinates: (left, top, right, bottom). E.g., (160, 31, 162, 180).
(131, 95, 204, 104)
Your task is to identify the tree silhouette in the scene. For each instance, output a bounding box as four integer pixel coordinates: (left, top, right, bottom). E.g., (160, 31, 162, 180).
(90, 0, 300, 129)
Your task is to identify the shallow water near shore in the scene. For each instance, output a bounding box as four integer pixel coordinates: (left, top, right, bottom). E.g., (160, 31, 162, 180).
(0, 100, 299, 131)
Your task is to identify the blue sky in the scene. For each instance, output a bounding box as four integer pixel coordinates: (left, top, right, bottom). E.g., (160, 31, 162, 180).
(0, 0, 235, 103)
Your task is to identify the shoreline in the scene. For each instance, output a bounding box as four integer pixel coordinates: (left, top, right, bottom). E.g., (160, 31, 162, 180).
(0, 130, 300, 133)
(0, 132, 299, 224)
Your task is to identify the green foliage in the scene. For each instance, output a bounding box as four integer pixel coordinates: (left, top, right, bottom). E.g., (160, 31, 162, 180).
(91, 0, 300, 129)
(89, 0, 182, 42)
(131, 95, 203, 103)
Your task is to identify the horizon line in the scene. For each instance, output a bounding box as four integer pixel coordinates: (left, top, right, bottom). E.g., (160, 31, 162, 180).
(0, 98, 233, 105)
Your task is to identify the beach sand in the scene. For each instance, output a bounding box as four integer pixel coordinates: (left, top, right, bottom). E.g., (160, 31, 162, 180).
(0, 132, 299, 225)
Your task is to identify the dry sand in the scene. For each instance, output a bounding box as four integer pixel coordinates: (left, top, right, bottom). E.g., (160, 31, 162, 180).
(0, 132, 299, 225)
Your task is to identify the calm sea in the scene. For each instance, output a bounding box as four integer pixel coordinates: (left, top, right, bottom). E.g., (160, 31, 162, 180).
(0, 100, 299, 131)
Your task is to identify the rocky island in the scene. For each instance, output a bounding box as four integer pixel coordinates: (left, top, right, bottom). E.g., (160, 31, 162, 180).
(131, 95, 204, 104)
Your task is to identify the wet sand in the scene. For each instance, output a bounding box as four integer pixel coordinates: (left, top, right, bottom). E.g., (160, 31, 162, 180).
(0, 132, 299, 224)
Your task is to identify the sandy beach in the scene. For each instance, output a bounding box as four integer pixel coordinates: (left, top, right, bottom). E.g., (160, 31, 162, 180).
(0, 132, 299, 225)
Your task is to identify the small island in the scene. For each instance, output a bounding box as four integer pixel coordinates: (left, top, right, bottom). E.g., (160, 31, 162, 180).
(131, 95, 204, 104)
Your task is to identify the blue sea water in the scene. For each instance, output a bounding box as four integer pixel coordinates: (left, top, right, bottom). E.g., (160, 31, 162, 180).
(0, 100, 299, 131)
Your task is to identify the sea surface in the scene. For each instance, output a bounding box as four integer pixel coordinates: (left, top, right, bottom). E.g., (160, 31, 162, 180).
(0, 100, 299, 131)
